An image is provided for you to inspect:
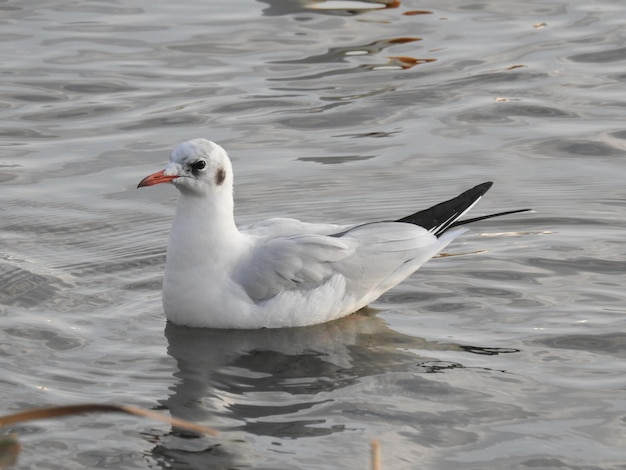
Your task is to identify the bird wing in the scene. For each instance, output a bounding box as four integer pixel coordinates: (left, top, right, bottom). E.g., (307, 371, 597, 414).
(331, 222, 455, 299)
(235, 221, 460, 305)
(243, 217, 348, 237)
(234, 233, 357, 302)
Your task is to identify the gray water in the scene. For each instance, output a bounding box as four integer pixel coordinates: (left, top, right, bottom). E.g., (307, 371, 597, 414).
(1, 0, 626, 468)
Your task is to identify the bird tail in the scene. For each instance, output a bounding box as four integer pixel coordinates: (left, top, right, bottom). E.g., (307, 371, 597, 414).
(396, 182, 531, 237)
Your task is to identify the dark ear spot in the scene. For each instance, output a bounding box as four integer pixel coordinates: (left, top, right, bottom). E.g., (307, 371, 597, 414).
(215, 167, 226, 185)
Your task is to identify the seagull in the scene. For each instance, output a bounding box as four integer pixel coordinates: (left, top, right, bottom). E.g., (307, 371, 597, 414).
(138, 139, 529, 329)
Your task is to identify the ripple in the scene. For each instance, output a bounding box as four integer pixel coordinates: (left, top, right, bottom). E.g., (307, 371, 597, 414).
(118, 114, 208, 130)
(569, 47, 626, 63)
(610, 129, 626, 140)
(467, 270, 546, 284)
(61, 82, 137, 94)
(535, 333, 626, 357)
(0, 128, 58, 139)
(10, 94, 64, 103)
(426, 301, 480, 312)
(456, 103, 577, 124)
(21, 104, 132, 122)
(0, 263, 63, 309)
(213, 98, 297, 115)
(377, 69, 549, 109)
(4, 326, 84, 352)
(525, 256, 626, 276)
(532, 138, 623, 158)
(297, 154, 375, 164)
(466, 286, 522, 298)
(334, 130, 399, 138)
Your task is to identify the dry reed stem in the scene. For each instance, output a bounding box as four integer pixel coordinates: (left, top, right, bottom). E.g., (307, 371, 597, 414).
(0, 404, 217, 436)
(371, 439, 381, 470)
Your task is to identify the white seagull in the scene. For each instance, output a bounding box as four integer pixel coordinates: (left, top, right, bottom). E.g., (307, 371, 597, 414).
(138, 139, 529, 329)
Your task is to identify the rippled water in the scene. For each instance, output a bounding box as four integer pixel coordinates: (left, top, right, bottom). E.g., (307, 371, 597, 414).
(1, 0, 626, 468)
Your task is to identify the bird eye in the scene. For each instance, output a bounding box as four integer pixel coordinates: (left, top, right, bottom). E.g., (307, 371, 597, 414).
(191, 160, 206, 171)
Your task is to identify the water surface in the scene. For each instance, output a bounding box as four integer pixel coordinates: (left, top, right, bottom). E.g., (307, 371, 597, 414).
(1, 0, 626, 468)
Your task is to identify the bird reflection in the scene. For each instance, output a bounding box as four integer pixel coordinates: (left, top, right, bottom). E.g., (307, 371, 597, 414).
(158, 309, 516, 428)
(150, 311, 517, 467)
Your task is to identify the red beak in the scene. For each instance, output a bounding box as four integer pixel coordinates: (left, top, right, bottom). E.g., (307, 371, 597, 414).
(137, 169, 178, 188)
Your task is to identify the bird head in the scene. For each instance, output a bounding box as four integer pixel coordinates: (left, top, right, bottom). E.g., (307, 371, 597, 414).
(137, 139, 233, 197)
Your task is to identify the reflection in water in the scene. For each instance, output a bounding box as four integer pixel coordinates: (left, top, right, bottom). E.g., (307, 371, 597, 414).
(263, 8, 435, 79)
(259, 0, 401, 16)
(307, 1, 400, 12)
(269, 59, 434, 81)
(153, 312, 517, 467)
(270, 37, 422, 65)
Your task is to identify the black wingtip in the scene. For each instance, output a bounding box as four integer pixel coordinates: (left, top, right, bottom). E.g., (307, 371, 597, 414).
(396, 181, 495, 236)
